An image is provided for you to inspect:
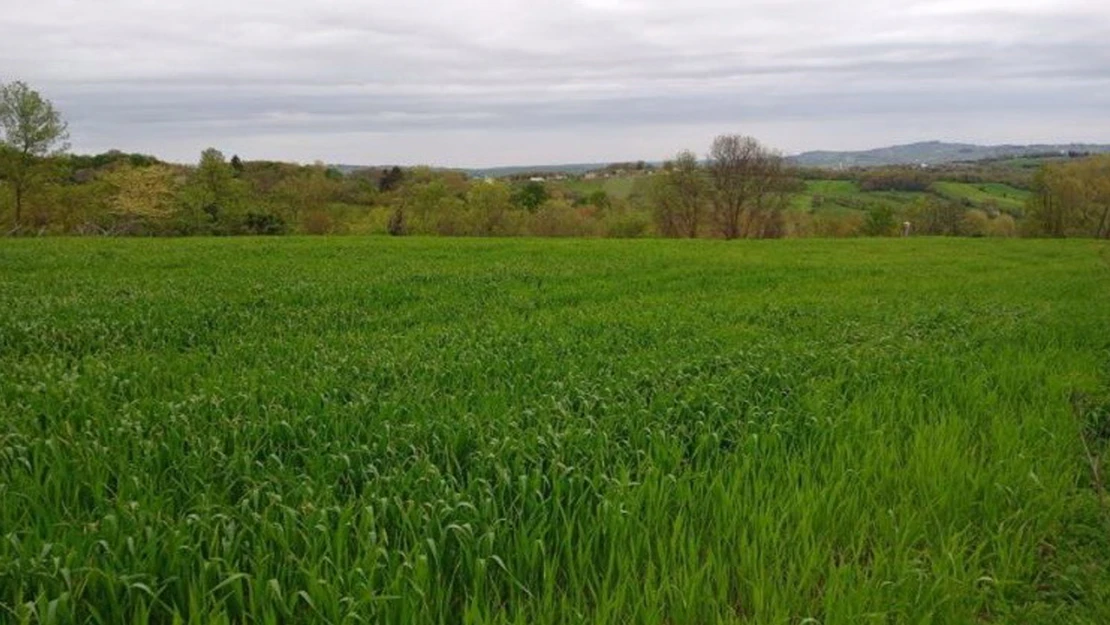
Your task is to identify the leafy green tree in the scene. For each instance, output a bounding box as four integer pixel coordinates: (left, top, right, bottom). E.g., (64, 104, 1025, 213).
(529, 199, 592, 236)
(649, 174, 681, 237)
(333, 171, 379, 206)
(379, 166, 404, 192)
(1027, 156, 1110, 237)
(513, 181, 548, 212)
(274, 163, 337, 231)
(103, 164, 179, 232)
(586, 189, 611, 211)
(467, 181, 515, 235)
(0, 81, 69, 228)
(398, 179, 451, 234)
(44, 173, 113, 234)
(650, 150, 707, 238)
(179, 148, 247, 232)
(68, 150, 160, 176)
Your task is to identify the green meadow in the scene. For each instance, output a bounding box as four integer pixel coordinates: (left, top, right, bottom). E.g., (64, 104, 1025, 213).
(789, 179, 1029, 216)
(554, 173, 1031, 220)
(558, 175, 639, 201)
(2, 237, 1109, 624)
(931, 182, 1031, 213)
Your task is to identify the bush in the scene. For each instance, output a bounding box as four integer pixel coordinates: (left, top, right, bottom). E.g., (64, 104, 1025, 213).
(863, 206, 897, 236)
(987, 213, 1017, 237)
(960, 209, 990, 237)
(344, 206, 394, 235)
(783, 210, 814, 238)
(811, 211, 864, 237)
(431, 205, 469, 236)
(244, 212, 287, 235)
(528, 200, 598, 237)
(603, 211, 651, 238)
(302, 210, 334, 235)
(388, 208, 406, 236)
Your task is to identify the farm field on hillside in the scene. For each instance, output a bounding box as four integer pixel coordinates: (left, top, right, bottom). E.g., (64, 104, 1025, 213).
(552, 174, 1028, 220)
(932, 181, 1032, 213)
(790, 179, 1028, 216)
(2, 238, 1109, 624)
(558, 175, 640, 200)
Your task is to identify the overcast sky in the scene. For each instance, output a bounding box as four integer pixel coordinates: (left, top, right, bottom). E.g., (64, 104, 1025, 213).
(3, 0, 1109, 167)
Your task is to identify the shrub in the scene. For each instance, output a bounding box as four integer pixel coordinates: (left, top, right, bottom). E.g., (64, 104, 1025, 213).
(987, 213, 1017, 237)
(528, 200, 597, 237)
(387, 208, 406, 236)
(603, 211, 651, 238)
(244, 212, 287, 235)
(811, 211, 864, 237)
(863, 206, 897, 236)
(302, 209, 334, 235)
(960, 209, 991, 237)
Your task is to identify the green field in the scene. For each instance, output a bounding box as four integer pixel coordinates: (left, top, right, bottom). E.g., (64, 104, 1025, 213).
(804, 179, 859, 196)
(792, 179, 1027, 216)
(560, 173, 1028, 218)
(565, 175, 924, 211)
(2, 238, 1109, 624)
(932, 182, 1032, 213)
(558, 175, 640, 201)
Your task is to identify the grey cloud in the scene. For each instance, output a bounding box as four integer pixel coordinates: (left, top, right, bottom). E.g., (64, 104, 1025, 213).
(3, 0, 1109, 165)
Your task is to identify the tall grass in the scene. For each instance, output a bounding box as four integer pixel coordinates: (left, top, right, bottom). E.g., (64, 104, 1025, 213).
(1, 237, 1108, 624)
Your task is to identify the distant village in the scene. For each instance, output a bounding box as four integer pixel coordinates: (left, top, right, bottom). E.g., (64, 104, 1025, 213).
(499, 161, 658, 184)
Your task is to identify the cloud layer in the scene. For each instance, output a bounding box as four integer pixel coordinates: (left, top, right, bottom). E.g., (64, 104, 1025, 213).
(4, 0, 1109, 165)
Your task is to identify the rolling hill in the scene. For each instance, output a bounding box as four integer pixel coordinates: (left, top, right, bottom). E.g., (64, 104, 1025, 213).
(790, 141, 1110, 168)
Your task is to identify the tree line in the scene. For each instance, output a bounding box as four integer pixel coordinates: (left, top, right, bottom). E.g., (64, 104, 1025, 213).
(1025, 156, 1110, 238)
(2, 80, 1108, 239)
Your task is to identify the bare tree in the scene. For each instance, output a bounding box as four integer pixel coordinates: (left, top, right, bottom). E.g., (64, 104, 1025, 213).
(0, 81, 69, 228)
(744, 148, 790, 239)
(707, 135, 790, 239)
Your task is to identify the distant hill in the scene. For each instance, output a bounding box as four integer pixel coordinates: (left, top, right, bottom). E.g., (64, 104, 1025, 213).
(462, 163, 614, 178)
(330, 141, 1110, 177)
(330, 163, 612, 178)
(790, 141, 1110, 168)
